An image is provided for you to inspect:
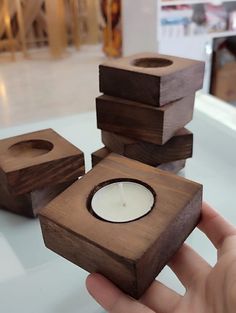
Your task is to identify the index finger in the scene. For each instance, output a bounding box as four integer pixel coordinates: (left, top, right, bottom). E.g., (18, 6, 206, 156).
(198, 202, 236, 249)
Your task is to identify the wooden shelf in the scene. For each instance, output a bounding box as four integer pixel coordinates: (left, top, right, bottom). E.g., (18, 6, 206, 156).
(210, 30, 236, 38)
(160, 30, 236, 40)
(161, 0, 235, 6)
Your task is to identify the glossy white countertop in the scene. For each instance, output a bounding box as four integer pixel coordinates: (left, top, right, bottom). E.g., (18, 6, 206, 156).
(0, 95, 236, 313)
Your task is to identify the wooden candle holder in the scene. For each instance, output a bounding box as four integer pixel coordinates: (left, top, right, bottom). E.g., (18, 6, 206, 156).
(102, 128, 193, 165)
(99, 52, 205, 106)
(39, 153, 202, 298)
(91, 147, 186, 173)
(96, 95, 194, 145)
(0, 129, 85, 217)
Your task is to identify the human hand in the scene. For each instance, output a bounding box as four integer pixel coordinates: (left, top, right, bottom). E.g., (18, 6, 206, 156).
(86, 203, 236, 313)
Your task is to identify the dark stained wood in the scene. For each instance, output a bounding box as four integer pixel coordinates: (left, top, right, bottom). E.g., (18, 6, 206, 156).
(91, 147, 186, 173)
(96, 95, 195, 145)
(157, 159, 186, 173)
(99, 52, 205, 106)
(0, 178, 76, 218)
(91, 146, 111, 167)
(0, 129, 85, 195)
(39, 153, 202, 298)
(102, 128, 193, 165)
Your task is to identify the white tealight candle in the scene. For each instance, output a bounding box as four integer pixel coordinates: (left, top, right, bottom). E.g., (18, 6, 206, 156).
(90, 180, 155, 223)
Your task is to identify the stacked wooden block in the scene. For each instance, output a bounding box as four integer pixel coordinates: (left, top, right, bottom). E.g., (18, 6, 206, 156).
(92, 53, 205, 173)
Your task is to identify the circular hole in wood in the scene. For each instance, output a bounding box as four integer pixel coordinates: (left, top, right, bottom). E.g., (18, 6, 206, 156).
(8, 140, 54, 158)
(87, 178, 156, 223)
(132, 57, 173, 68)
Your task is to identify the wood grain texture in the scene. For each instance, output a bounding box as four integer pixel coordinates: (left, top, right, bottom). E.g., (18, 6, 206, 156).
(96, 95, 195, 145)
(91, 147, 186, 173)
(157, 159, 186, 173)
(99, 52, 205, 106)
(0, 178, 76, 218)
(102, 128, 193, 165)
(39, 153, 202, 298)
(0, 129, 85, 195)
(91, 146, 111, 167)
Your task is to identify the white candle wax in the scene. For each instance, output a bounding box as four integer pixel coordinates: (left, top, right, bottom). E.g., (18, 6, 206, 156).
(90, 181, 155, 223)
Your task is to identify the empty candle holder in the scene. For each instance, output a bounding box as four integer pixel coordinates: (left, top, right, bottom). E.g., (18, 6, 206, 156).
(99, 52, 205, 106)
(0, 129, 85, 217)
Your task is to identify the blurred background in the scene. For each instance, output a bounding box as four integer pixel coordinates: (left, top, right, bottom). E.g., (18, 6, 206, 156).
(0, 0, 236, 128)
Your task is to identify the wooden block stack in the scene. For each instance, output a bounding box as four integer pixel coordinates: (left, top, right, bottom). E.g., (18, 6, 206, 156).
(0, 129, 85, 218)
(92, 53, 205, 173)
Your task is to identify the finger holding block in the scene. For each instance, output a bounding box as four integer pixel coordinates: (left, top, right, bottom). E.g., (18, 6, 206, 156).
(101, 128, 193, 165)
(96, 95, 195, 145)
(39, 153, 202, 299)
(100, 52, 205, 106)
(0, 129, 85, 217)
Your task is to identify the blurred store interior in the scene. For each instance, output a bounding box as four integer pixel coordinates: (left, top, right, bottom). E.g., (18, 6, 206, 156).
(0, 0, 235, 128)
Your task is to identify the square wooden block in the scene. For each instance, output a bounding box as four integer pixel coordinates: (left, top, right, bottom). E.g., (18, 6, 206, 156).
(99, 52, 205, 106)
(39, 153, 202, 298)
(91, 147, 186, 174)
(102, 128, 193, 165)
(0, 129, 85, 195)
(96, 95, 194, 144)
(0, 129, 84, 217)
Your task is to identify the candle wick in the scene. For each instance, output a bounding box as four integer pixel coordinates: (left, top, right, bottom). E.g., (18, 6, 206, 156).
(118, 182, 126, 208)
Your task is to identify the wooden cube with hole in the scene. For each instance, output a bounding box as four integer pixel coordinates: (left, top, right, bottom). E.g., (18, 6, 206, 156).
(0, 129, 85, 217)
(99, 52, 205, 106)
(91, 147, 186, 173)
(39, 153, 202, 299)
(96, 95, 195, 145)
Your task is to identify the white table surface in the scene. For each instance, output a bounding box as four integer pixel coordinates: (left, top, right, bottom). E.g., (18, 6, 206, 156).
(0, 96, 236, 313)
